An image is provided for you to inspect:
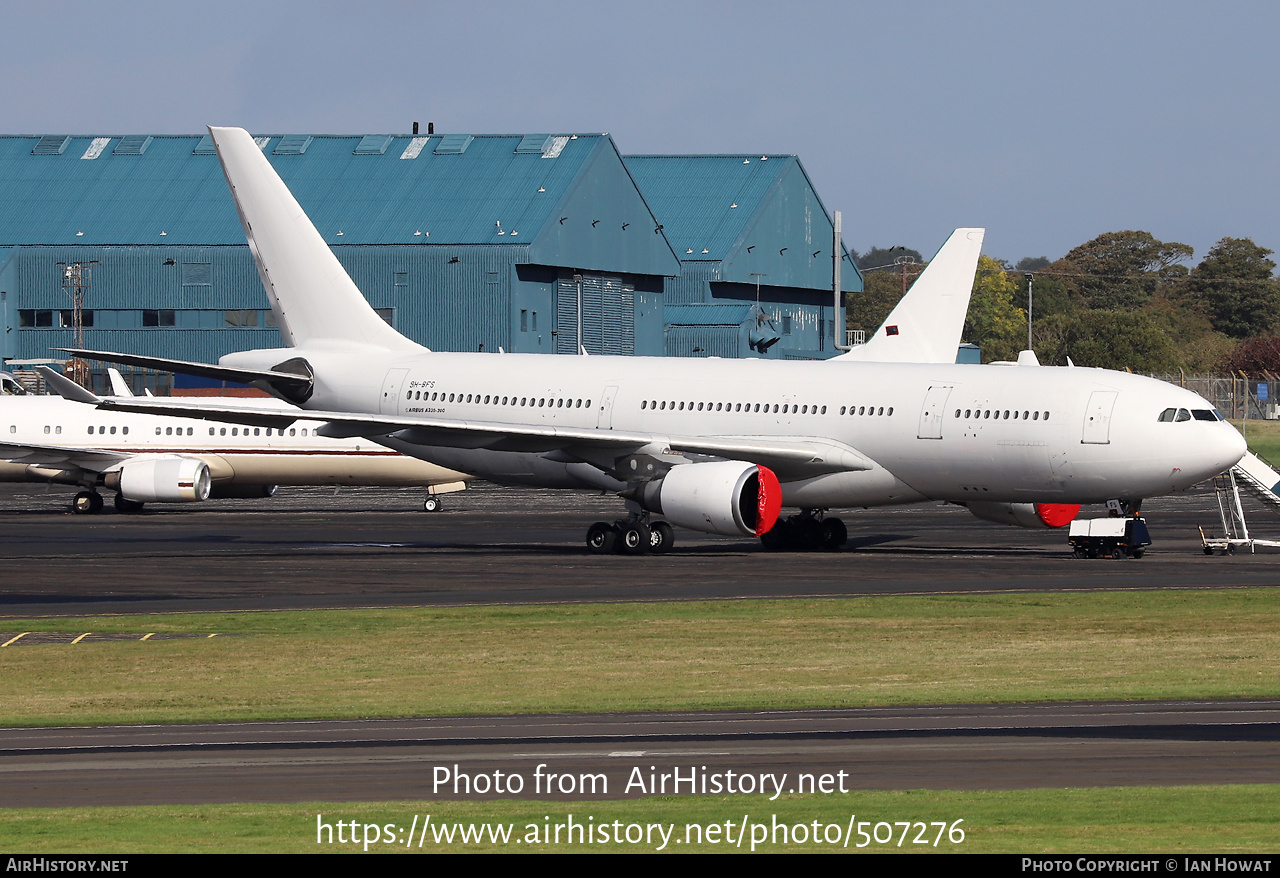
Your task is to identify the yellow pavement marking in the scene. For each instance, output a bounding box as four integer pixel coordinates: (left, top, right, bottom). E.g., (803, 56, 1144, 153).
(71, 633, 91, 644)
(207, 633, 219, 638)
(140, 633, 154, 641)
(2, 633, 30, 647)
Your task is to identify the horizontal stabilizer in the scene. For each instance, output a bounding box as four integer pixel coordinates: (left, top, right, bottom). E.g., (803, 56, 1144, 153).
(841, 228, 985, 364)
(57, 348, 313, 403)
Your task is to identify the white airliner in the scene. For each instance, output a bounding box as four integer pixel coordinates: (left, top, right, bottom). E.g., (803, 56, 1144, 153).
(1, 373, 468, 514)
(63, 126, 1246, 552)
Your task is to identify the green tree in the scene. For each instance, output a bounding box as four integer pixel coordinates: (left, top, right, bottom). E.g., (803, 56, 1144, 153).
(964, 255, 1027, 362)
(845, 262, 922, 336)
(1038, 310, 1179, 372)
(1058, 230, 1193, 311)
(1186, 237, 1280, 338)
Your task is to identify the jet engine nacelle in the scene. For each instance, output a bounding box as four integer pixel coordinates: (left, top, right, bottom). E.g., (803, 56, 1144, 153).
(109, 457, 213, 503)
(966, 501, 1081, 529)
(631, 461, 782, 537)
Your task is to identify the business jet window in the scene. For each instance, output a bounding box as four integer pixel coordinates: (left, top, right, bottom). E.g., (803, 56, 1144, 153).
(302, 428, 308, 436)
(156, 427, 162, 435)
(187, 428, 193, 436)
(87, 426, 94, 434)
(109, 426, 116, 435)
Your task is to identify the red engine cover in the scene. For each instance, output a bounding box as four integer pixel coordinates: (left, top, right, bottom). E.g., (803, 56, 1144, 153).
(755, 465, 783, 537)
(1035, 503, 1082, 528)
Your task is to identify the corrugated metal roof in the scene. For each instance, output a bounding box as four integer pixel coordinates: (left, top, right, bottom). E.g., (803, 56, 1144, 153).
(0, 133, 608, 247)
(624, 154, 794, 260)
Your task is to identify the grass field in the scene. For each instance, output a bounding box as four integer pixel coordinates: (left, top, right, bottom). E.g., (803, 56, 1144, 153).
(1230, 418, 1280, 462)
(2, 786, 1277, 853)
(1, 589, 1277, 726)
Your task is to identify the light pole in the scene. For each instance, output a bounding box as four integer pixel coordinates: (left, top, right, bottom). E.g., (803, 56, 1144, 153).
(1023, 271, 1034, 353)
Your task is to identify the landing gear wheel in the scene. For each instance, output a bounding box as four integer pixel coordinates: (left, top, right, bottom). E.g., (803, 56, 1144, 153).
(586, 521, 618, 555)
(760, 519, 792, 552)
(649, 521, 675, 554)
(619, 522, 652, 555)
(72, 491, 103, 515)
(114, 494, 145, 514)
(821, 517, 848, 551)
(796, 516, 825, 552)
(423, 496, 441, 513)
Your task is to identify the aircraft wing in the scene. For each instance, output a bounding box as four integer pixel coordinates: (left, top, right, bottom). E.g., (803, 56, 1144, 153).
(61, 394, 873, 481)
(0, 440, 131, 471)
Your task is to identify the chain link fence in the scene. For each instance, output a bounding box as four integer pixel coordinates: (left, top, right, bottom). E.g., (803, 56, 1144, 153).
(1149, 374, 1279, 420)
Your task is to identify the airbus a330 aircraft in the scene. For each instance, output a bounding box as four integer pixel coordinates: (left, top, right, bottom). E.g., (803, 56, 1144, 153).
(64, 126, 1246, 553)
(1, 371, 468, 514)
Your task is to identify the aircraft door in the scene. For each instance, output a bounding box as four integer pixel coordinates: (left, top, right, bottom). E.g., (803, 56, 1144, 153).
(597, 385, 619, 429)
(917, 384, 954, 439)
(380, 368, 409, 416)
(1082, 391, 1118, 444)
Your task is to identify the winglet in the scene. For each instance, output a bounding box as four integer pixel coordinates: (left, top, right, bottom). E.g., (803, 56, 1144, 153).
(839, 228, 985, 364)
(107, 367, 135, 397)
(35, 367, 101, 404)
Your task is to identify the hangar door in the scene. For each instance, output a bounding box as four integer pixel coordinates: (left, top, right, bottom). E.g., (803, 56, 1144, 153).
(556, 274, 635, 355)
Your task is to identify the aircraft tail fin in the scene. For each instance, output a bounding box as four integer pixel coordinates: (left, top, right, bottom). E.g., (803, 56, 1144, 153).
(208, 127, 423, 354)
(839, 228, 984, 363)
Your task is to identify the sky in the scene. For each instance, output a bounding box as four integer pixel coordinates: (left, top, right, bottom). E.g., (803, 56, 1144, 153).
(2, 0, 1277, 268)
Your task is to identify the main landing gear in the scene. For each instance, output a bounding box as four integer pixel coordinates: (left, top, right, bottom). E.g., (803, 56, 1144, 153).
(72, 490, 103, 515)
(71, 491, 145, 515)
(760, 511, 848, 552)
(586, 516, 675, 555)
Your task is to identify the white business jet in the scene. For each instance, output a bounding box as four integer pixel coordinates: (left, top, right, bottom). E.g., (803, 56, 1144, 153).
(62, 126, 1246, 553)
(2, 370, 468, 514)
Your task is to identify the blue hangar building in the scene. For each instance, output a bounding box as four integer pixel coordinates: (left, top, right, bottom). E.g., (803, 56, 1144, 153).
(0, 131, 862, 389)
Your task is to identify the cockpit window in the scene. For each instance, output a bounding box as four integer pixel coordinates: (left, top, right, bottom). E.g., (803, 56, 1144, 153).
(1175, 408, 1191, 422)
(1192, 409, 1220, 421)
(1158, 408, 1176, 422)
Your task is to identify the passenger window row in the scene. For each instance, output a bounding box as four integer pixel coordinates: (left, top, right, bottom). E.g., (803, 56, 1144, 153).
(955, 408, 1050, 421)
(408, 389, 592, 410)
(641, 401, 838, 415)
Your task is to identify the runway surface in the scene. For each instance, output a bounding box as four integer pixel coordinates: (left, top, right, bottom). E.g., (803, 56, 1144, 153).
(1, 482, 1277, 807)
(0, 482, 1278, 618)
(3, 700, 1278, 807)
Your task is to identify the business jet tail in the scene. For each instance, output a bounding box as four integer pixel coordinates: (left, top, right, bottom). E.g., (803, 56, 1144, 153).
(208, 126, 423, 354)
(839, 228, 984, 363)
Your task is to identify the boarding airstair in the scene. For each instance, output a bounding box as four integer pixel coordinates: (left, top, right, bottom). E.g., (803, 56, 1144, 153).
(1201, 450, 1280, 554)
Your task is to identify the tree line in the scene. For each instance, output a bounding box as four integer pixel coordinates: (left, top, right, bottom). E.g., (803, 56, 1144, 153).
(847, 231, 1280, 374)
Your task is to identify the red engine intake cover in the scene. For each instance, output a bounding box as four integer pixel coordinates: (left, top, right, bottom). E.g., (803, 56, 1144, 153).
(1035, 503, 1082, 528)
(755, 465, 783, 537)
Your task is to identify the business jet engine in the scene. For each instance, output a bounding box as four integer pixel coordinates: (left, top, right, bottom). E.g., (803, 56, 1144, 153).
(629, 461, 782, 537)
(965, 501, 1081, 529)
(105, 457, 213, 503)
